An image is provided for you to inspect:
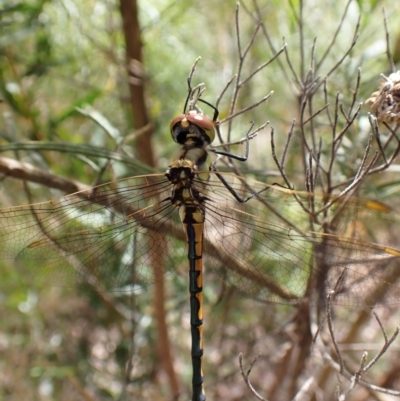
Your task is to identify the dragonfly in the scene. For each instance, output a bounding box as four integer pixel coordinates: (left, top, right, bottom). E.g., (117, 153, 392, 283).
(1, 75, 400, 401)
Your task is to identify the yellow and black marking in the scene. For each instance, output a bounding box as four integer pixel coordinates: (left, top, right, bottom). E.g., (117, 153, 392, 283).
(167, 156, 208, 401)
(183, 206, 206, 401)
(166, 82, 253, 401)
(167, 105, 214, 401)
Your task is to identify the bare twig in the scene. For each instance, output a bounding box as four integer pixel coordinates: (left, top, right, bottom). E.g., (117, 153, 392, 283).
(284, 39, 304, 92)
(326, 270, 347, 373)
(188, 56, 202, 87)
(326, 272, 400, 399)
(383, 8, 396, 73)
(302, 103, 330, 125)
(325, 352, 400, 397)
(347, 68, 362, 117)
(361, 313, 400, 374)
(239, 353, 269, 401)
(368, 113, 388, 165)
(219, 92, 273, 124)
(240, 44, 286, 87)
(315, 0, 354, 71)
(270, 126, 295, 191)
(315, 15, 360, 93)
(215, 74, 237, 112)
(250, 1, 291, 86)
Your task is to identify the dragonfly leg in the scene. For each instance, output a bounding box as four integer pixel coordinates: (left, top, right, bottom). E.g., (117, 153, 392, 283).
(211, 164, 269, 203)
(210, 121, 254, 162)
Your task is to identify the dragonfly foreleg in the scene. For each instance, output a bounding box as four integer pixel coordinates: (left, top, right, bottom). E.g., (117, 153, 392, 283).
(210, 121, 254, 162)
(211, 164, 269, 203)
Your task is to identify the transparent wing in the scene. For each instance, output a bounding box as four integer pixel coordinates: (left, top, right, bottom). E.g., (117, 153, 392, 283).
(0, 174, 186, 292)
(1, 170, 399, 305)
(202, 172, 400, 306)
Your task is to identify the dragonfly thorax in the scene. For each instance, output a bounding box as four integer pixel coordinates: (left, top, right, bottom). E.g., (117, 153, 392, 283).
(166, 159, 196, 186)
(166, 159, 209, 209)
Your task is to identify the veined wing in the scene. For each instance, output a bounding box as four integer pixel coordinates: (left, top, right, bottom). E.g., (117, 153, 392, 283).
(1, 169, 399, 305)
(201, 171, 400, 306)
(0, 173, 186, 292)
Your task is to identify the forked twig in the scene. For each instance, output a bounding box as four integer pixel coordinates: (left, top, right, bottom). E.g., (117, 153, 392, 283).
(270, 125, 295, 191)
(216, 2, 282, 146)
(361, 313, 400, 373)
(326, 271, 400, 399)
(325, 352, 400, 397)
(239, 353, 269, 401)
(188, 57, 202, 87)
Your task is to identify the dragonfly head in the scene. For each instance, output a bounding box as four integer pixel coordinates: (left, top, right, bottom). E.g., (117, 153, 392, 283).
(170, 110, 216, 147)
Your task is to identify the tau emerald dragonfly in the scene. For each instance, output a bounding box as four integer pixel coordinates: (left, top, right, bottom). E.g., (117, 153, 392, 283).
(1, 71, 400, 401)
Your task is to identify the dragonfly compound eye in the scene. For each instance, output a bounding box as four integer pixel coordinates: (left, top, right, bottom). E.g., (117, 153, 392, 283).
(170, 112, 216, 146)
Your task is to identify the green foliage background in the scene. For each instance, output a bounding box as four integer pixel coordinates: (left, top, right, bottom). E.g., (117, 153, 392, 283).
(1, 1, 400, 400)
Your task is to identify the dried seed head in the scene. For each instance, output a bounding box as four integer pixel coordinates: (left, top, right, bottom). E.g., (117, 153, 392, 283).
(366, 71, 400, 123)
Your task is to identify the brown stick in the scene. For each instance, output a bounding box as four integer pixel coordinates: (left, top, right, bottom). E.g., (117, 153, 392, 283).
(118, 0, 179, 397)
(119, 0, 155, 168)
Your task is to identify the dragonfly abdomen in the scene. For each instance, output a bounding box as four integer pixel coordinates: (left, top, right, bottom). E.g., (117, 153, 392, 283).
(182, 206, 206, 401)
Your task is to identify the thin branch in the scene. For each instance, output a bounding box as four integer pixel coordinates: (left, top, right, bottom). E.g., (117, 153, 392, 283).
(326, 93, 340, 176)
(348, 67, 362, 117)
(302, 103, 330, 125)
(313, 16, 360, 94)
(337, 352, 368, 400)
(242, 22, 262, 61)
(281, 120, 295, 168)
(326, 270, 347, 373)
(315, 0, 354, 71)
(334, 103, 362, 144)
(240, 44, 286, 87)
(188, 56, 202, 87)
(219, 92, 273, 124)
(251, 0, 291, 85)
(324, 79, 334, 128)
(368, 113, 388, 165)
(235, 2, 242, 58)
(215, 74, 237, 112)
(354, 135, 373, 180)
(361, 313, 399, 374)
(324, 353, 400, 397)
(320, 145, 378, 218)
(239, 353, 269, 401)
(325, 272, 400, 398)
(284, 40, 304, 92)
(271, 126, 294, 190)
(383, 8, 396, 73)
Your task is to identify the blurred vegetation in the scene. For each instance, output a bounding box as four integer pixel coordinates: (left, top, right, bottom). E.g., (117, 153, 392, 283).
(1, 1, 400, 401)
